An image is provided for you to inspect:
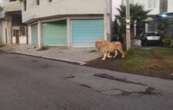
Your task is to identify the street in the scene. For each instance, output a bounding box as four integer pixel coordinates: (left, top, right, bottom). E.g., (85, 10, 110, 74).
(0, 51, 173, 110)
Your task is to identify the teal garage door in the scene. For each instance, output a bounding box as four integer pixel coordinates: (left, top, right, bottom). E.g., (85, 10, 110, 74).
(31, 24, 38, 47)
(72, 19, 104, 47)
(42, 20, 67, 46)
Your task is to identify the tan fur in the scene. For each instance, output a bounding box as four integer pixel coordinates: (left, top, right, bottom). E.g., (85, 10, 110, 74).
(96, 40, 125, 60)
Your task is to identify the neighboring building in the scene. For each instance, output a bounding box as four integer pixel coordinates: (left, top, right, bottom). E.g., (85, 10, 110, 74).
(122, 0, 161, 33)
(167, 0, 173, 13)
(0, 0, 27, 45)
(21, 0, 112, 48)
(122, 0, 160, 15)
(130, 0, 160, 15)
(121, 0, 173, 37)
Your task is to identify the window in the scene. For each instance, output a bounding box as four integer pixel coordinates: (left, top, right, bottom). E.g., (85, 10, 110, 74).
(23, 0, 27, 11)
(36, 0, 40, 5)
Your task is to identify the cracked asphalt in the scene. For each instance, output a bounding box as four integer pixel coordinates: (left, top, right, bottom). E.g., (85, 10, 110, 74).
(0, 51, 173, 110)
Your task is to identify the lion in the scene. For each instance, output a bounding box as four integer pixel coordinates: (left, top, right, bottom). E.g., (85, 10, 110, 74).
(96, 40, 125, 60)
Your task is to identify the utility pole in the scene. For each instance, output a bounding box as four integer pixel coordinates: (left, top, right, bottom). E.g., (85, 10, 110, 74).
(104, 0, 112, 41)
(134, 20, 137, 38)
(125, 0, 131, 50)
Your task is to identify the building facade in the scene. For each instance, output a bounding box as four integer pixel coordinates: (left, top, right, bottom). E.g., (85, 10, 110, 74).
(122, 0, 161, 33)
(167, 0, 173, 13)
(0, 0, 27, 45)
(21, 0, 112, 48)
(123, 0, 160, 15)
(166, 0, 173, 37)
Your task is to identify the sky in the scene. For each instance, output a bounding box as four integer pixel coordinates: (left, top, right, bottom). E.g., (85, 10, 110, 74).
(0, 0, 2, 6)
(112, 0, 122, 20)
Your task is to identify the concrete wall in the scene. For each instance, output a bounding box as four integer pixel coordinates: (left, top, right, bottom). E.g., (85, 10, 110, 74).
(22, 0, 109, 23)
(2, 0, 21, 12)
(0, 0, 21, 21)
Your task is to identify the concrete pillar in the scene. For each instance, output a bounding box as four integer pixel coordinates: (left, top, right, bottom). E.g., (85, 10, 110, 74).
(1, 21, 6, 45)
(67, 17, 72, 48)
(37, 21, 43, 49)
(104, 0, 112, 41)
(6, 16, 12, 45)
(104, 14, 108, 40)
(104, 14, 112, 41)
(107, 14, 111, 40)
(28, 25, 32, 45)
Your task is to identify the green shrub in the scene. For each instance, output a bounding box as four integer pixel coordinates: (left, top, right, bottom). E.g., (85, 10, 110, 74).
(162, 37, 173, 47)
(170, 39, 173, 47)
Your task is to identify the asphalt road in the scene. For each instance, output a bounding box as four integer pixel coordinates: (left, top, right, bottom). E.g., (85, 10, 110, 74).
(0, 51, 173, 110)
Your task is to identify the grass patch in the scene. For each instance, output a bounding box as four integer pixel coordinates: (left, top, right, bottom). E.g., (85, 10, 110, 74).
(86, 47, 173, 79)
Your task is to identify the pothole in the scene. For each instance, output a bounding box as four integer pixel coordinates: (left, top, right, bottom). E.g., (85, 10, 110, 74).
(89, 50, 97, 53)
(111, 87, 160, 96)
(138, 87, 160, 95)
(64, 75, 75, 79)
(31, 59, 39, 63)
(14, 56, 20, 59)
(79, 84, 92, 88)
(40, 63, 52, 69)
(94, 73, 146, 86)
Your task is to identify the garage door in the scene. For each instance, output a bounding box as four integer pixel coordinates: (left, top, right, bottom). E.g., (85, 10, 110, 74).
(72, 19, 104, 47)
(42, 20, 67, 46)
(31, 24, 38, 47)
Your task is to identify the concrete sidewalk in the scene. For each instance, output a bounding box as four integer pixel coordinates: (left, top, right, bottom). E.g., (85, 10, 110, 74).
(0, 45, 100, 65)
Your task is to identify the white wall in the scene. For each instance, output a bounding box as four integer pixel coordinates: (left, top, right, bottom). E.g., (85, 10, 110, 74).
(22, 0, 107, 23)
(134, 0, 160, 15)
(122, 0, 160, 15)
(167, 0, 173, 13)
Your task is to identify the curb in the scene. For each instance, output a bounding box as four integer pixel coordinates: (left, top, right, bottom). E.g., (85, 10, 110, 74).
(7, 51, 86, 66)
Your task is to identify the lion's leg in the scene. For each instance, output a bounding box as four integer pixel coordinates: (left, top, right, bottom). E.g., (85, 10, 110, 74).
(102, 53, 107, 61)
(119, 49, 125, 58)
(114, 50, 118, 58)
(107, 52, 112, 58)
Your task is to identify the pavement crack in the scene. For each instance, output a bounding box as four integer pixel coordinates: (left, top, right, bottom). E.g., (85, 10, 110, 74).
(94, 73, 147, 86)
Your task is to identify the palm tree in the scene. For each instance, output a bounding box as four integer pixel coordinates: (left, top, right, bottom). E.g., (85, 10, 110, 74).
(112, 4, 150, 42)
